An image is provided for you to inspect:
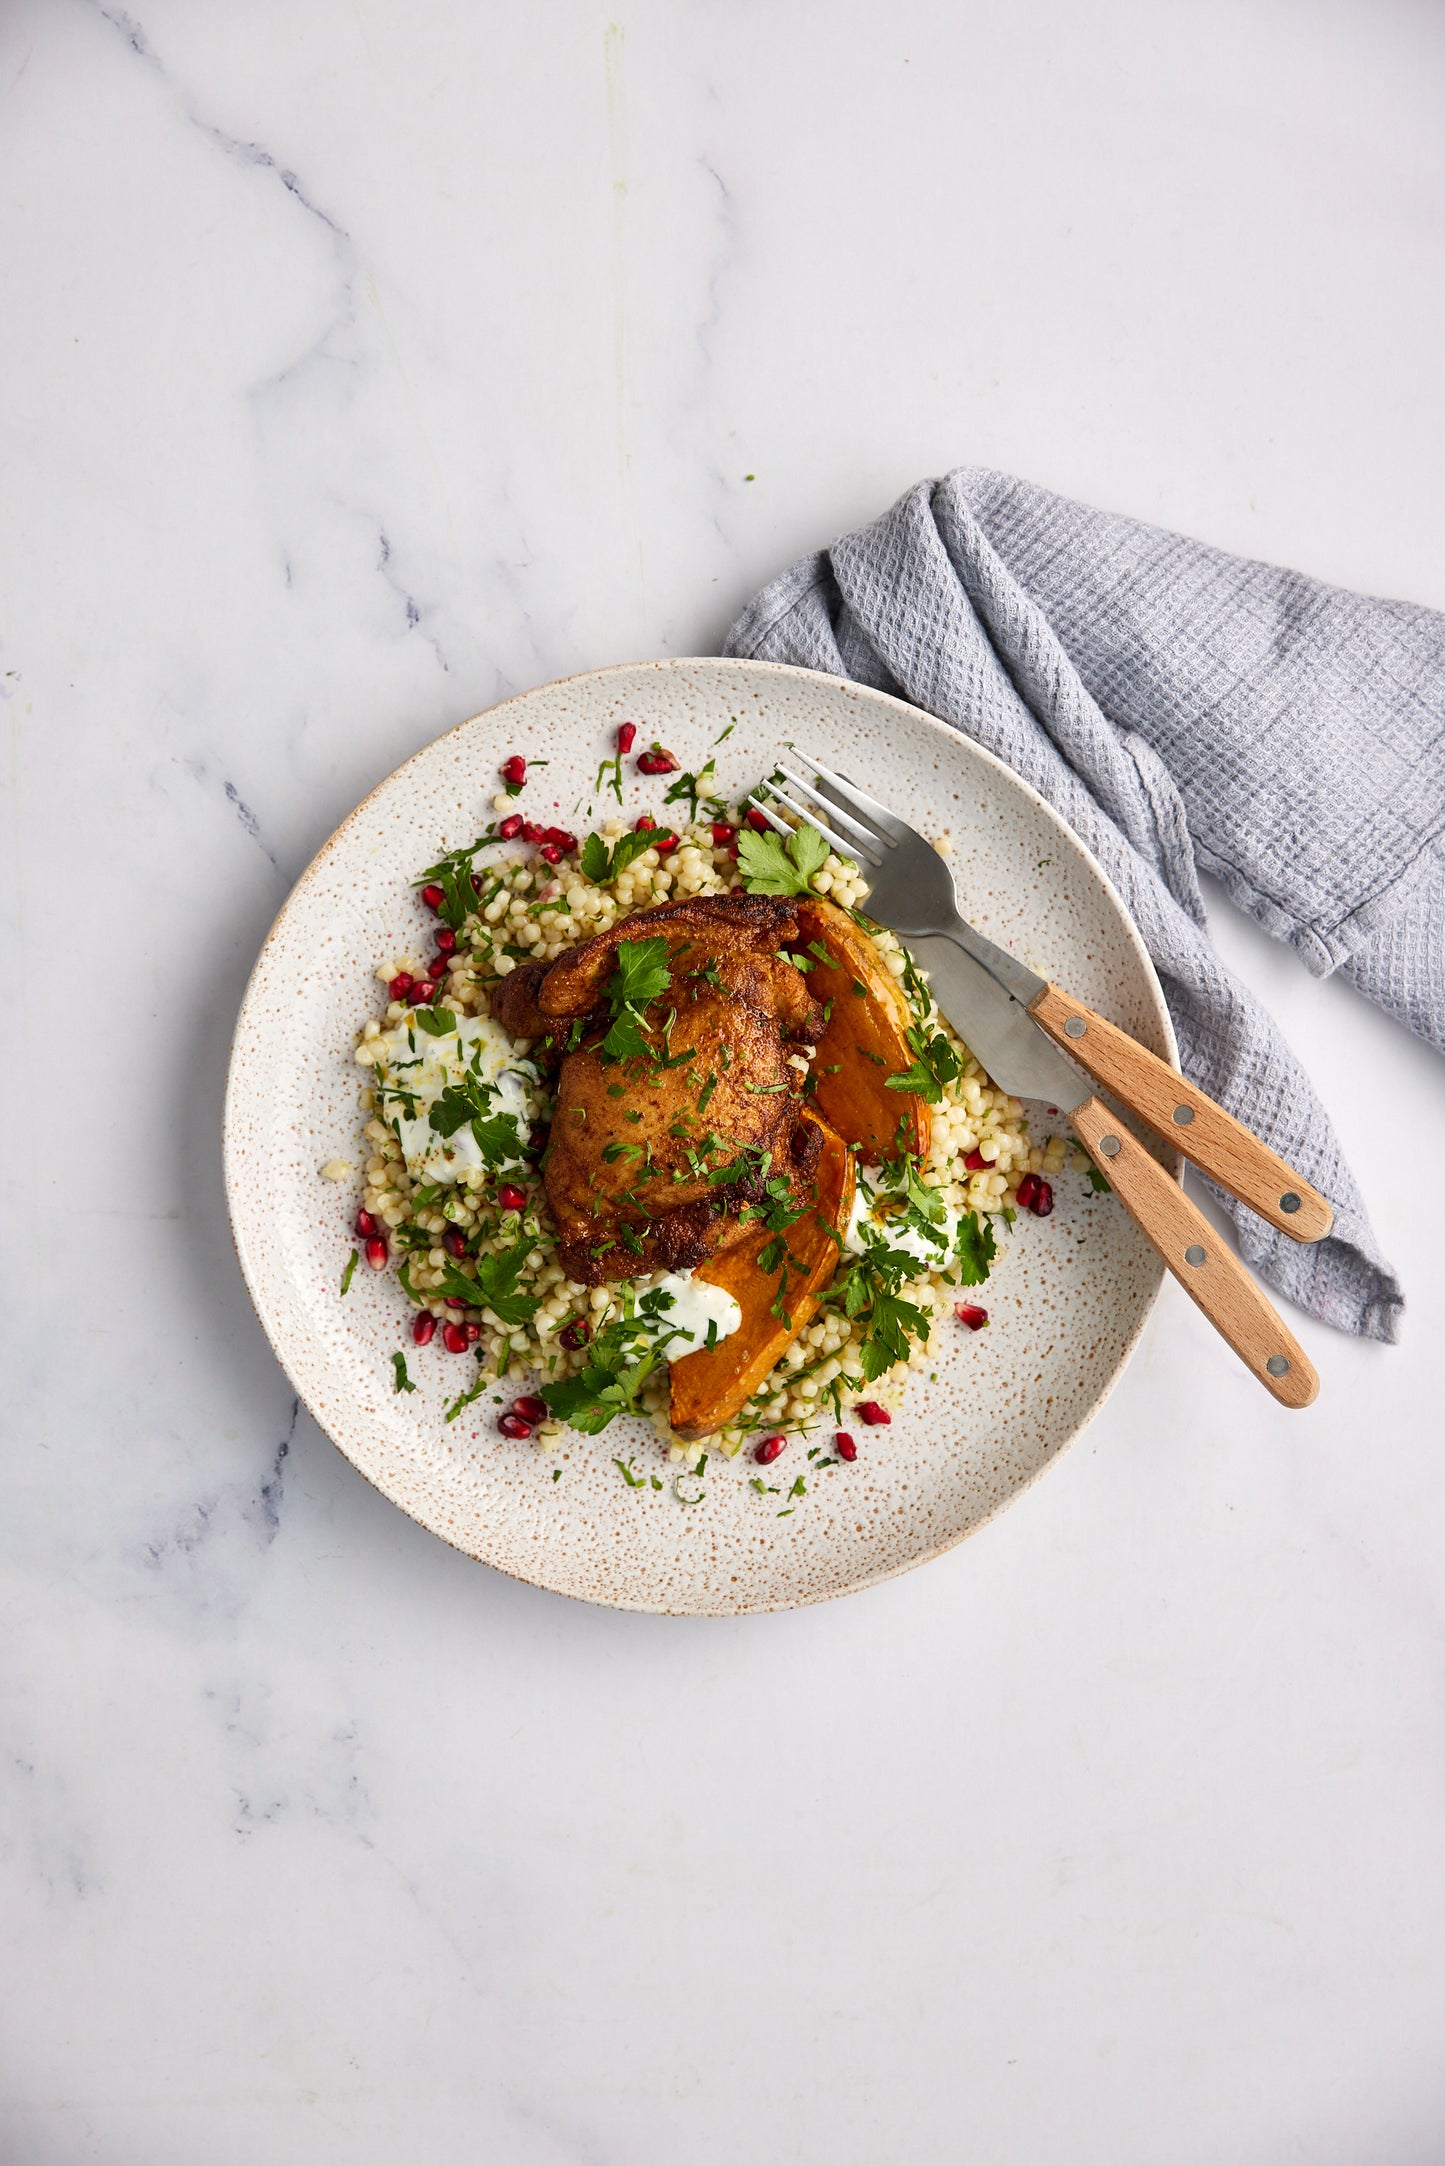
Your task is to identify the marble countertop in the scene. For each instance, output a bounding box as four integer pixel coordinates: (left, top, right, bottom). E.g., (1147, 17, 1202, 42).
(4, 2, 1444, 2159)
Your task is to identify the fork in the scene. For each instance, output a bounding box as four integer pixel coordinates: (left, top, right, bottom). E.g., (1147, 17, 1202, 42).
(748, 749, 1331, 1408)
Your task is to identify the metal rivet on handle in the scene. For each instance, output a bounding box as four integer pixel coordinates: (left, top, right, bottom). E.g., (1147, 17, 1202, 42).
(1098, 1134, 1121, 1157)
(1266, 1355, 1291, 1378)
(1064, 1016, 1087, 1038)
(1280, 1192, 1301, 1214)
(1172, 1104, 1195, 1126)
(1185, 1244, 1207, 1267)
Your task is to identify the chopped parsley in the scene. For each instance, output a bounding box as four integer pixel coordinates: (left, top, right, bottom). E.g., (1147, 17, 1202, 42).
(884, 1022, 964, 1104)
(736, 819, 829, 896)
(340, 1248, 358, 1295)
(391, 1351, 416, 1394)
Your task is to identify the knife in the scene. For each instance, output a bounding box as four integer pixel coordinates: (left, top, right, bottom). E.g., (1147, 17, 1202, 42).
(908, 933, 1319, 1408)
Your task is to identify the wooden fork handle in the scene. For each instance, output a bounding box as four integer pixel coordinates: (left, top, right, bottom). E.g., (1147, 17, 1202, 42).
(1068, 1097, 1319, 1408)
(1031, 984, 1333, 1243)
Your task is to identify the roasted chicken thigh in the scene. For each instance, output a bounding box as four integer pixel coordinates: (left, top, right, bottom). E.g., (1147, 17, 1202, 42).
(491, 893, 823, 1282)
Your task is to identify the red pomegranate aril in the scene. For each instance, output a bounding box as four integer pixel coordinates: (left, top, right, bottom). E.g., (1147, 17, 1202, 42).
(512, 1394, 548, 1424)
(616, 721, 637, 754)
(443, 1227, 469, 1258)
(745, 806, 771, 832)
(412, 1312, 437, 1346)
(498, 813, 523, 841)
(497, 1410, 533, 1439)
(364, 1236, 390, 1271)
(964, 1150, 986, 1171)
(955, 1304, 989, 1331)
(501, 755, 527, 787)
(463, 1321, 481, 1344)
(754, 1434, 787, 1465)
(444, 1296, 467, 1310)
(388, 972, 414, 1001)
(634, 813, 657, 832)
(410, 979, 436, 1005)
(636, 746, 679, 775)
(498, 1183, 527, 1212)
(1030, 1179, 1055, 1218)
(528, 1122, 550, 1155)
(539, 843, 563, 865)
(441, 1322, 469, 1353)
(835, 1433, 858, 1462)
(855, 1400, 891, 1426)
(355, 1209, 378, 1239)
(710, 822, 735, 847)
(521, 820, 546, 844)
(421, 883, 445, 912)
(559, 1317, 591, 1350)
(1015, 1173, 1040, 1209)
(434, 926, 457, 954)
(544, 827, 577, 852)
(651, 831, 679, 855)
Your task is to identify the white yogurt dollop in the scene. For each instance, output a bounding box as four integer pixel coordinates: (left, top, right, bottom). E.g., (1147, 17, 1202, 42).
(650, 1270, 743, 1359)
(368, 1010, 535, 1184)
(843, 1171, 961, 1275)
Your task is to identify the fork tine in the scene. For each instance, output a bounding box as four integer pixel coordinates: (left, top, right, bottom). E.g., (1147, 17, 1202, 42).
(744, 789, 863, 865)
(773, 759, 885, 855)
(787, 747, 913, 845)
(761, 780, 878, 863)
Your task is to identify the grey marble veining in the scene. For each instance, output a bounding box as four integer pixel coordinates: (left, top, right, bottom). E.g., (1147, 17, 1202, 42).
(3, 0, 1445, 2159)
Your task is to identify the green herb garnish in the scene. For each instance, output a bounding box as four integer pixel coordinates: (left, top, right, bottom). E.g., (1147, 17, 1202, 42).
(736, 819, 829, 897)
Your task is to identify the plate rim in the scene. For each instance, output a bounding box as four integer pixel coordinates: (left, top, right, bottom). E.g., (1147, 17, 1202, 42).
(223, 655, 1178, 1613)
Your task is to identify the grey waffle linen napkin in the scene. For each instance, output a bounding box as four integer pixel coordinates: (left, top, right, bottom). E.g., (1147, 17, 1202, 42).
(725, 468, 1444, 1342)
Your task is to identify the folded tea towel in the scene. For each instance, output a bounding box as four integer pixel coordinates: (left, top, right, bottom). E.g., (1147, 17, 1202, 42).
(725, 468, 1444, 1341)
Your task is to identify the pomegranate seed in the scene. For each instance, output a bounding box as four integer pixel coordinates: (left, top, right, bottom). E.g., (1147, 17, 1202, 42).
(634, 813, 657, 832)
(855, 1400, 891, 1426)
(444, 1297, 467, 1310)
(710, 822, 735, 847)
(434, 926, 457, 954)
(513, 1394, 548, 1423)
(501, 755, 527, 787)
(388, 972, 414, 1001)
(539, 842, 563, 865)
(443, 1227, 469, 1258)
(1015, 1174, 1040, 1209)
(471, 873, 485, 894)
(559, 1317, 591, 1350)
(955, 1304, 989, 1331)
(637, 746, 679, 775)
(498, 1183, 527, 1212)
(421, 884, 445, 912)
(1029, 1179, 1054, 1218)
(754, 1434, 786, 1465)
(651, 831, 679, 854)
(544, 827, 577, 852)
(441, 1322, 468, 1353)
(355, 1210, 378, 1238)
(498, 813, 523, 841)
(497, 1411, 533, 1439)
(463, 1322, 481, 1344)
(521, 821, 546, 844)
(412, 1312, 437, 1346)
(616, 721, 637, 754)
(964, 1150, 986, 1170)
(412, 982, 437, 1007)
(835, 1433, 858, 1462)
(528, 1122, 550, 1155)
(364, 1236, 389, 1271)
(745, 807, 771, 831)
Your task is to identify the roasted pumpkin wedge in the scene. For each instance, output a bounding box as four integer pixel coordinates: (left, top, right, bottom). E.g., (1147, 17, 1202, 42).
(668, 1114, 856, 1442)
(792, 895, 929, 1160)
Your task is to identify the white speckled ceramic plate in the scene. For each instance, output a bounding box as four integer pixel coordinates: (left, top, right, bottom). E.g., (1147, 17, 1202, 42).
(225, 660, 1177, 1614)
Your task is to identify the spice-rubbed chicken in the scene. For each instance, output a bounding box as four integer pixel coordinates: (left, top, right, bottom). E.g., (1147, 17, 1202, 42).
(490, 893, 823, 1283)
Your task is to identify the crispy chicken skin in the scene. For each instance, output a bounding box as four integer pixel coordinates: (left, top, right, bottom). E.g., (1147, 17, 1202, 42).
(492, 894, 824, 1283)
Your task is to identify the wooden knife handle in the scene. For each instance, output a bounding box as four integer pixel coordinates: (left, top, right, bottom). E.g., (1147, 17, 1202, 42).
(1031, 983, 1333, 1243)
(1068, 1096, 1319, 1408)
